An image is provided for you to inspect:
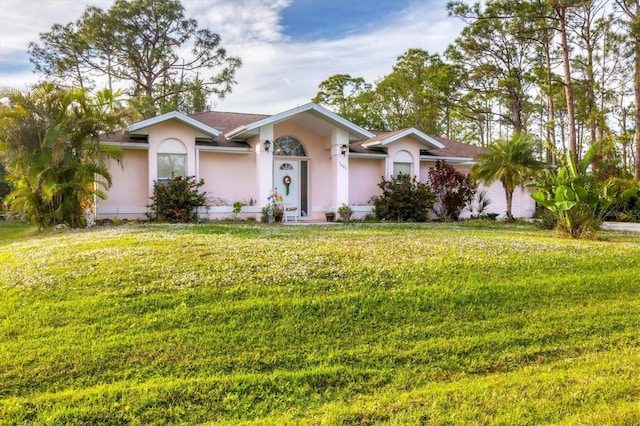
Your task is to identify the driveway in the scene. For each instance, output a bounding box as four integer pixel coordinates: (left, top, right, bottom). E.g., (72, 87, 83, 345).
(601, 222, 640, 232)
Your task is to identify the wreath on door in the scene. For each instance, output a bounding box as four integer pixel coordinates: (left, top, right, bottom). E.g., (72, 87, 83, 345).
(283, 175, 292, 195)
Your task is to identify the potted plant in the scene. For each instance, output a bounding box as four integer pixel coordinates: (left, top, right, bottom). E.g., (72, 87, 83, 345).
(325, 211, 336, 222)
(266, 189, 284, 222)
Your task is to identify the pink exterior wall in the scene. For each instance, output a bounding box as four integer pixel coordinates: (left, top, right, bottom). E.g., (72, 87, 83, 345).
(99, 149, 149, 219)
(148, 121, 197, 197)
(386, 138, 422, 180)
(198, 151, 257, 205)
(349, 158, 384, 205)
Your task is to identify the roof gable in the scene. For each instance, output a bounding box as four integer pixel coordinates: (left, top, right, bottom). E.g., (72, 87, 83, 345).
(225, 102, 374, 141)
(361, 128, 445, 150)
(127, 111, 221, 138)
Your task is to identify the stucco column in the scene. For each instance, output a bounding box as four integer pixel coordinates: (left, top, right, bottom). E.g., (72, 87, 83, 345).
(257, 125, 274, 207)
(331, 128, 349, 208)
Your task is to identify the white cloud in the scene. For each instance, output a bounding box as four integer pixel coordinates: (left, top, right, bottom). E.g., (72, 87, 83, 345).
(0, 0, 464, 114)
(213, 1, 464, 113)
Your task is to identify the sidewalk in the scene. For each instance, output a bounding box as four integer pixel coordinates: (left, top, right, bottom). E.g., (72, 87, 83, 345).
(601, 222, 640, 232)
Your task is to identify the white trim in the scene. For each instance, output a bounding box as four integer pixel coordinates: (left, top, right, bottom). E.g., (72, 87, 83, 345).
(127, 111, 221, 137)
(102, 141, 149, 150)
(225, 102, 374, 141)
(363, 128, 444, 149)
(420, 155, 476, 165)
(200, 206, 263, 214)
(195, 146, 252, 154)
(97, 206, 148, 214)
(158, 139, 187, 154)
(348, 152, 387, 159)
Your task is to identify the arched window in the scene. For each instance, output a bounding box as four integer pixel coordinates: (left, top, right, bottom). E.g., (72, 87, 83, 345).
(157, 139, 187, 181)
(393, 150, 413, 176)
(273, 136, 306, 157)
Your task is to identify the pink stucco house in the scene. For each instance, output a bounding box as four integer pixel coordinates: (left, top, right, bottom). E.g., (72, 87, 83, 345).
(98, 102, 535, 221)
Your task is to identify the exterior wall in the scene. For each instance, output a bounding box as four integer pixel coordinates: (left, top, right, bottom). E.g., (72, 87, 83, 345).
(99, 149, 149, 220)
(148, 121, 197, 198)
(348, 158, 384, 218)
(198, 151, 256, 207)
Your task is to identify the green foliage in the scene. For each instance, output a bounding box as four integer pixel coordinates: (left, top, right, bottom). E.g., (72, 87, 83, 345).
(0, 163, 10, 207)
(427, 160, 477, 221)
(232, 201, 243, 215)
(470, 188, 493, 218)
(28, 0, 241, 117)
(337, 203, 354, 221)
(373, 173, 435, 222)
(532, 143, 639, 238)
(0, 83, 127, 229)
(147, 175, 207, 223)
(472, 134, 542, 222)
(1, 223, 640, 423)
(313, 49, 461, 134)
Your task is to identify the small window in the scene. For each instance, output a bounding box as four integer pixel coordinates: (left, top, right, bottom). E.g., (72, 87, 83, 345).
(280, 163, 294, 170)
(393, 162, 412, 176)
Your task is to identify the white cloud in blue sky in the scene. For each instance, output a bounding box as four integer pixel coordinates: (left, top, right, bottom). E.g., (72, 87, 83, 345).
(0, 0, 463, 114)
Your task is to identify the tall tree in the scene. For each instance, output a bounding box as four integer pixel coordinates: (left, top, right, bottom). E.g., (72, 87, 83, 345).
(615, 0, 640, 179)
(472, 133, 542, 221)
(312, 74, 373, 127)
(0, 84, 129, 228)
(447, 0, 538, 136)
(313, 50, 461, 135)
(29, 0, 241, 118)
(551, 1, 581, 164)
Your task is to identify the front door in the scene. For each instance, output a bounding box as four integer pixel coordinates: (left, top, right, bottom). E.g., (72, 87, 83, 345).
(274, 160, 300, 213)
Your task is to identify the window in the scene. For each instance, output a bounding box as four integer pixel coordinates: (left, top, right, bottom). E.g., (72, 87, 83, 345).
(393, 162, 412, 176)
(393, 150, 413, 176)
(157, 139, 187, 181)
(274, 136, 306, 157)
(158, 153, 186, 180)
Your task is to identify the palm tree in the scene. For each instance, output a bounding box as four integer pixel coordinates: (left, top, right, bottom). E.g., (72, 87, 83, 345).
(471, 134, 542, 222)
(0, 83, 129, 228)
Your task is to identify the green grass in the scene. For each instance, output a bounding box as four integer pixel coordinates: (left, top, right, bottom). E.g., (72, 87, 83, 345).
(1, 221, 640, 424)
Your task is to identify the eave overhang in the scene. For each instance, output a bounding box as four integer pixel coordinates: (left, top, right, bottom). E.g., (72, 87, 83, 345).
(126, 111, 221, 139)
(225, 102, 374, 141)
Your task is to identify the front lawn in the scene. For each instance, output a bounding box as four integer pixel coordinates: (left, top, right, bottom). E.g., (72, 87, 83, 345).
(1, 222, 639, 424)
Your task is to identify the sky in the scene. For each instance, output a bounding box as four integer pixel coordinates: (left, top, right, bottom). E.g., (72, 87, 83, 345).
(0, 0, 465, 114)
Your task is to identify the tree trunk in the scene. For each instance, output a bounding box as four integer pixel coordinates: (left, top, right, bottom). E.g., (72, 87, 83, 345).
(556, 6, 579, 165)
(635, 20, 640, 180)
(505, 187, 514, 223)
(544, 38, 557, 165)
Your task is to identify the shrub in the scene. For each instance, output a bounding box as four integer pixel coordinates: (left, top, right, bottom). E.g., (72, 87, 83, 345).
(469, 189, 492, 218)
(426, 160, 477, 221)
(531, 144, 638, 239)
(337, 204, 354, 221)
(147, 175, 207, 223)
(372, 173, 435, 222)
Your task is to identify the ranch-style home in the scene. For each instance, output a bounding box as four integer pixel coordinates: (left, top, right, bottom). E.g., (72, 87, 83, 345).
(98, 102, 535, 221)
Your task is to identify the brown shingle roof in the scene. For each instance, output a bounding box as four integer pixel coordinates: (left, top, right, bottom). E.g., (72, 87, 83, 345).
(189, 111, 270, 134)
(424, 135, 485, 159)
